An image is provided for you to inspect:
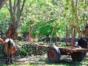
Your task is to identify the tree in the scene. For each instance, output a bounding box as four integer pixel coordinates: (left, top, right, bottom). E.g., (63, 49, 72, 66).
(20, 0, 88, 39)
(0, 0, 7, 9)
(6, 0, 26, 39)
(63, 0, 88, 37)
(21, 0, 65, 38)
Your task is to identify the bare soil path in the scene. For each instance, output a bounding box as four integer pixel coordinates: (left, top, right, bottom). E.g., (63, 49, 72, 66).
(0, 54, 88, 66)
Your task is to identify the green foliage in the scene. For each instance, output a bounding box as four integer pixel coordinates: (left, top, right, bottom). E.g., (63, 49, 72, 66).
(0, 45, 5, 58)
(63, 0, 88, 31)
(59, 42, 67, 46)
(20, 48, 28, 57)
(21, 0, 66, 37)
(0, 6, 10, 34)
(0, 0, 88, 38)
(39, 20, 53, 36)
(20, 45, 30, 57)
(21, 20, 34, 32)
(34, 38, 38, 42)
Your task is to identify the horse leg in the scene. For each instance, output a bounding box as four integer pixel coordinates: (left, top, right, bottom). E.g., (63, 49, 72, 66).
(10, 55, 13, 64)
(6, 55, 10, 64)
(5, 55, 8, 64)
(6, 55, 8, 64)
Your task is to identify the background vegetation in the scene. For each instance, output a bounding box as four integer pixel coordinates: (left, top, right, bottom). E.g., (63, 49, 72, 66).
(0, 0, 88, 40)
(0, 0, 88, 66)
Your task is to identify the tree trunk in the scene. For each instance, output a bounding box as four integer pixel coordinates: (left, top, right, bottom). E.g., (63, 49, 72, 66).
(6, 0, 26, 39)
(6, 23, 18, 39)
(0, 0, 7, 9)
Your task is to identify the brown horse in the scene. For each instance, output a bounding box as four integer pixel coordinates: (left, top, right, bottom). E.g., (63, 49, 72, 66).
(4, 38, 16, 64)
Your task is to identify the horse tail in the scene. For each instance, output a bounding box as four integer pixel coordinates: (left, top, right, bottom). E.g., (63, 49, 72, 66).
(4, 38, 16, 55)
(8, 40, 11, 49)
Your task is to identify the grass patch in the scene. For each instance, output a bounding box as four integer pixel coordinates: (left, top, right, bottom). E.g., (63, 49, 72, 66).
(0, 57, 88, 66)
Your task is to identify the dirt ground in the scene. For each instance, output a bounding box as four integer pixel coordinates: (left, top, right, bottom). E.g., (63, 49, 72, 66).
(0, 55, 47, 65)
(0, 54, 71, 64)
(0, 53, 88, 66)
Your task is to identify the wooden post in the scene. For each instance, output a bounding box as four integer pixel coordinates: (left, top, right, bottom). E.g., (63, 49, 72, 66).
(54, 26, 58, 46)
(66, 26, 68, 46)
(55, 35, 58, 46)
(71, 27, 75, 53)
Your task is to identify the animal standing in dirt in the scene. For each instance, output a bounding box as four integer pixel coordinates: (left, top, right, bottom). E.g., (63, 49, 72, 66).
(3, 38, 16, 64)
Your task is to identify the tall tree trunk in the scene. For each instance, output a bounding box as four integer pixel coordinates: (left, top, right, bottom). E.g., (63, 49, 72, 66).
(6, 21, 17, 39)
(71, 0, 81, 37)
(6, 0, 26, 39)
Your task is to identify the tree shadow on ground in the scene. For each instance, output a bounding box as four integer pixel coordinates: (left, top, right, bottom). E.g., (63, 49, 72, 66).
(0, 55, 88, 66)
(44, 58, 88, 66)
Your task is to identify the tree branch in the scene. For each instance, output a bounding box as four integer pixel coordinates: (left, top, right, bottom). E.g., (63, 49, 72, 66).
(20, 0, 26, 16)
(0, 0, 7, 9)
(6, 3, 10, 11)
(17, 0, 20, 19)
(71, 0, 80, 34)
(13, 0, 17, 15)
(9, 0, 13, 17)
